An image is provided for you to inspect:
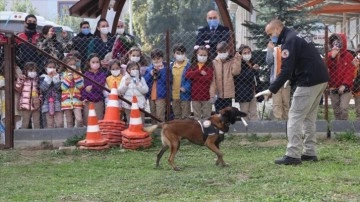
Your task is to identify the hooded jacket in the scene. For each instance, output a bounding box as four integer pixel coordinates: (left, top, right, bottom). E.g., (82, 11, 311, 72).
(326, 33, 355, 89)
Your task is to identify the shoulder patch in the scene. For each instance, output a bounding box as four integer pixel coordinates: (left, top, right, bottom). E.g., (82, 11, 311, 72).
(281, 49, 290, 58)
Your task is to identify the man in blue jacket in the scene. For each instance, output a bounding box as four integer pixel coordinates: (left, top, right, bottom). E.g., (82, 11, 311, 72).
(256, 19, 329, 165)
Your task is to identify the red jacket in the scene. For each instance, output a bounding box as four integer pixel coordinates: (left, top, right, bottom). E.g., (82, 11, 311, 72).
(327, 33, 355, 89)
(185, 64, 213, 101)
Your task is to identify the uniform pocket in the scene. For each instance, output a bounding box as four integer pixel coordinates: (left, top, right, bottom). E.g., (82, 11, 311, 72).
(291, 87, 311, 112)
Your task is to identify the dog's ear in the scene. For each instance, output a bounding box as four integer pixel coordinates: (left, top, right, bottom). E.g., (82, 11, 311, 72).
(232, 107, 247, 118)
(230, 107, 247, 123)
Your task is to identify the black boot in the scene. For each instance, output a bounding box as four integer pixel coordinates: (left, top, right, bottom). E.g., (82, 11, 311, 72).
(301, 155, 318, 162)
(275, 155, 302, 165)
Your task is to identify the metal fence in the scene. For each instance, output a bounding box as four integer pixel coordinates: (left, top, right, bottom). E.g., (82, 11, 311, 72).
(1, 22, 360, 148)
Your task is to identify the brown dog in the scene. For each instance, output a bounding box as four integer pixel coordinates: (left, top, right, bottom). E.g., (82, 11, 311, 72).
(144, 107, 247, 171)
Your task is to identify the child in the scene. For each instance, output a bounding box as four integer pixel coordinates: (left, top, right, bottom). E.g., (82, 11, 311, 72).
(170, 43, 192, 119)
(15, 62, 42, 129)
(104, 59, 123, 105)
(234, 45, 260, 121)
(352, 50, 360, 120)
(185, 45, 214, 120)
(61, 56, 84, 128)
(121, 46, 148, 76)
(144, 48, 171, 123)
(210, 41, 241, 113)
(82, 53, 107, 124)
(118, 61, 149, 123)
(39, 59, 63, 128)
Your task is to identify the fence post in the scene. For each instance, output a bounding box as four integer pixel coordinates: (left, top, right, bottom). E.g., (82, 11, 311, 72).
(324, 25, 331, 139)
(165, 30, 171, 121)
(4, 34, 15, 148)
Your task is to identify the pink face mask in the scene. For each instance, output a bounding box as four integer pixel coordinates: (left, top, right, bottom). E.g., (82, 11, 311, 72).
(90, 63, 100, 70)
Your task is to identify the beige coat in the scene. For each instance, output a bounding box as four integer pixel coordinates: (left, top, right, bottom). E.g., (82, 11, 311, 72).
(210, 55, 241, 98)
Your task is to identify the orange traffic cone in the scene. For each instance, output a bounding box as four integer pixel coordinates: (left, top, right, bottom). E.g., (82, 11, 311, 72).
(122, 96, 152, 149)
(78, 102, 109, 149)
(103, 82, 121, 121)
(99, 82, 126, 147)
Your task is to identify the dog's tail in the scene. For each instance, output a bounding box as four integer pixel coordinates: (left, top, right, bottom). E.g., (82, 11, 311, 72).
(143, 124, 162, 133)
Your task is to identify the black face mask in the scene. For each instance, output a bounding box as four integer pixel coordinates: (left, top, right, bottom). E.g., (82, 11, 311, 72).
(27, 23, 37, 30)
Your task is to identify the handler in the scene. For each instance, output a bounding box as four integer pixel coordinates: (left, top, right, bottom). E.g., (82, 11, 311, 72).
(256, 19, 329, 165)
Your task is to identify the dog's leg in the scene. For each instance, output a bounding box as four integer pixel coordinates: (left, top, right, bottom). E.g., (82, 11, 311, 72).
(168, 139, 181, 171)
(205, 136, 227, 167)
(156, 145, 168, 167)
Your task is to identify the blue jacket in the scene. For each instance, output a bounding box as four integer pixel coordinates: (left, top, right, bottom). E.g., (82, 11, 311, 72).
(170, 61, 192, 101)
(144, 63, 172, 100)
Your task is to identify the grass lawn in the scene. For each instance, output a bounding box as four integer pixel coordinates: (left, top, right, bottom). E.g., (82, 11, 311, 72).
(1, 134, 360, 202)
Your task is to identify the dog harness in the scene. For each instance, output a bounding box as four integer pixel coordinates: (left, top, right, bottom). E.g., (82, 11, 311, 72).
(197, 120, 219, 142)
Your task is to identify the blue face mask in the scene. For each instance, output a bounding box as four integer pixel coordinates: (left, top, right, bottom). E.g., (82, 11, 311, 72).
(271, 36, 279, 44)
(81, 28, 90, 35)
(207, 19, 219, 29)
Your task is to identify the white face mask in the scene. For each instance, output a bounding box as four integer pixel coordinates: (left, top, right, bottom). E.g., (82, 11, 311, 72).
(90, 63, 100, 70)
(242, 54, 252, 62)
(175, 54, 185, 62)
(130, 56, 141, 63)
(130, 69, 139, 77)
(100, 27, 109, 35)
(218, 52, 229, 60)
(69, 65, 76, 69)
(153, 61, 163, 67)
(197, 55, 208, 63)
(28, 71, 37, 78)
(111, 70, 121, 77)
(116, 28, 125, 34)
(46, 68, 55, 74)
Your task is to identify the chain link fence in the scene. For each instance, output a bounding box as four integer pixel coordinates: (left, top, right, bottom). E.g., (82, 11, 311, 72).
(1, 21, 360, 138)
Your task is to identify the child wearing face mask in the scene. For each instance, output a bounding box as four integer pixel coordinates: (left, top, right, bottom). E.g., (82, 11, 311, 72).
(118, 61, 149, 123)
(185, 45, 214, 120)
(234, 45, 260, 121)
(170, 43, 192, 119)
(61, 56, 84, 128)
(15, 62, 42, 129)
(121, 46, 148, 76)
(81, 53, 107, 125)
(39, 59, 63, 128)
(104, 59, 123, 105)
(144, 48, 171, 123)
(210, 41, 241, 113)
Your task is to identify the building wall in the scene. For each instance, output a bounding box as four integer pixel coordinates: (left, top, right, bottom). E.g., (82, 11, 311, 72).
(228, 1, 258, 50)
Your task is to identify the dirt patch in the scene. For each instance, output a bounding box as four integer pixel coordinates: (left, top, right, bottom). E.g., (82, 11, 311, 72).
(255, 139, 287, 147)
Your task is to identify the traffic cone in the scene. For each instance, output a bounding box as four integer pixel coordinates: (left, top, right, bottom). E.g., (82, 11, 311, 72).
(99, 82, 126, 147)
(122, 95, 152, 149)
(78, 102, 109, 149)
(103, 82, 121, 121)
